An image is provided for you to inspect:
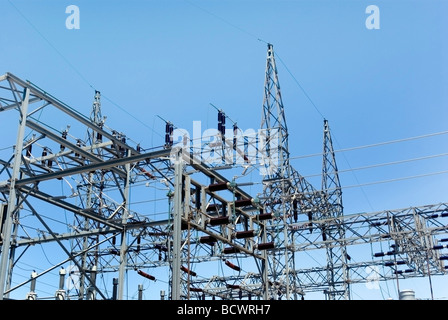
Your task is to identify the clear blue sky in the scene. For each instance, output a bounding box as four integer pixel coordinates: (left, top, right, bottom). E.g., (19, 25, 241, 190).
(1, 0, 447, 300)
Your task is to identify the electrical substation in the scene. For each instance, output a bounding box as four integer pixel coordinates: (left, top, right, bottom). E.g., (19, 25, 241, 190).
(0, 44, 447, 301)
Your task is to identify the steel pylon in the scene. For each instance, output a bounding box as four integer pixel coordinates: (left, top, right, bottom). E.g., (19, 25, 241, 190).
(259, 43, 322, 299)
(320, 119, 350, 299)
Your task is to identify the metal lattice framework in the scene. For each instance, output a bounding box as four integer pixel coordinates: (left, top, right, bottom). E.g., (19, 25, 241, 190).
(0, 44, 447, 301)
(320, 119, 349, 299)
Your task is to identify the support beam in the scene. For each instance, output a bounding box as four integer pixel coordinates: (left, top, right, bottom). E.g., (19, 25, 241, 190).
(0, 87, 29, 300)
(117, 150, 131, 300)
(2, 144, 171, 188)
(171, 154, 184, 300)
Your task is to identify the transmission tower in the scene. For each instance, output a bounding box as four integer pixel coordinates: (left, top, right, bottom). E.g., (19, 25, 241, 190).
(260, 43, 324, 299)
(70, 90, 106, 299)
(320, 119, 349, 299)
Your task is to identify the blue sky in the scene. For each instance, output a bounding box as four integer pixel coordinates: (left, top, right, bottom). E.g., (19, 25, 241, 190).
(1, 0, 448, 300)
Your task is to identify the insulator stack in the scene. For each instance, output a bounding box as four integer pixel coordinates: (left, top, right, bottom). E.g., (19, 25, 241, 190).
(136, 236, 141, 252)
(226, 284, 240, 290)
(234, 198, 252, 208)
(293, 199, 298, 222)
(257, 213, 273, 221)
(384, 260, 406, 267)
(223, 247, 240, 254)
(75, 140, 81, 157)
(235, 230, 254, 239)
(257, 242, 275, 250)
(118, 136, 127, 156)
(308, 212, 313, 233)
(26, 144, 32, 157)
(374, 252, 385, 257)
(374, 251, 398, 257)
(137, 269, 156, 281)
(190, 287, 203, 292)
(394, 269, 414, 274)
(181, 265, 197, 277)
(60, 131, 67, 151)
(208, 182, 229, 192)
(218, 110, 226, 139)
(430, 212, 448, 218)
(225, 260, 241, 272)
(199, 236, 217, 244)
(41, 148, 47, 165)
(209, 216, 229, 226)
(165, 122, 174, 147)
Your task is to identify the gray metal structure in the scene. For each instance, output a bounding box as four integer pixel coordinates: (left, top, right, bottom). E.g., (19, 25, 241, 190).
(0, 44, 446, 300)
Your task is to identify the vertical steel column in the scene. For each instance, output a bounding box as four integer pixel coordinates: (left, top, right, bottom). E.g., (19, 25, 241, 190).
(4, 204, 19, 299)
(0, 87, 29, 300)
(77, 90, 104, 299)
(112, 278, 118, 300)
(138, 284, 143, 300)
(261, 219, 270, 300)
(117, 149, 131, 300)
(171, 154, 183, 300)
(260, 43, 293, 299)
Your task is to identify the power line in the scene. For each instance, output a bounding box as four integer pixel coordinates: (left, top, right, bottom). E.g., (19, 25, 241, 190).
(248, 169, 448, 192)
(290, 130, 448, 161)
(183, 0, 266, 43)
(302, 152, 448, 179)
(341, 170, 448, 190)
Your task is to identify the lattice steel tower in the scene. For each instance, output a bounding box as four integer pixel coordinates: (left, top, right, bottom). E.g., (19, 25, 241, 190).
(260, 43, 321, 299)
(321, 119, 350, 299)
(259, 43, 351, 300)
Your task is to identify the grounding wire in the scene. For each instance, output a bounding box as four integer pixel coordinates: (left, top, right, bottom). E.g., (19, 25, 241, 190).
(275, 52, 326, 120)
(183, 0, 265, 43)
